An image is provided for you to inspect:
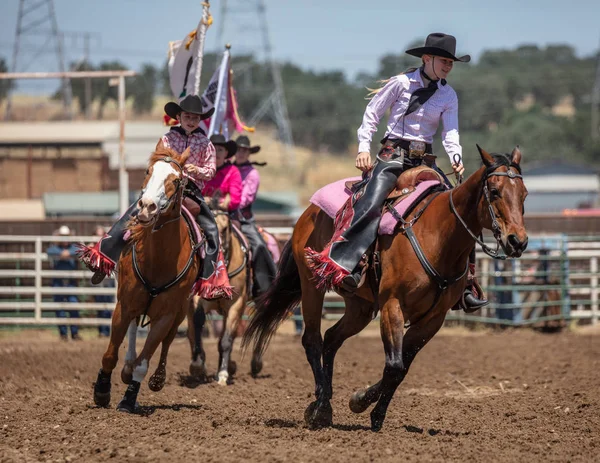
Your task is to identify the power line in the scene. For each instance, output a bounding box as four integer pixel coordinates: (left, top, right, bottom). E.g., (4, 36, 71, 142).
(217, 0, 295, 167)
(4, 0, 72, 120)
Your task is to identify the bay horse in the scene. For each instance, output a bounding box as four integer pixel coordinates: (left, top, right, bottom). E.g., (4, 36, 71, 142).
(187, 197, 264, 385)
(93, 146, 202, 413)
(243, 145, 528, 431)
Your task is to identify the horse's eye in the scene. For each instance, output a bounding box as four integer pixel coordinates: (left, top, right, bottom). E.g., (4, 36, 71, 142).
(145, 169, 150, 175)
(490, 188, 501, 199)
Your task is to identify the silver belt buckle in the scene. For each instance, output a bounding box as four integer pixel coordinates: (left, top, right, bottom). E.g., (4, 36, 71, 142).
(409, 141, 426, 159)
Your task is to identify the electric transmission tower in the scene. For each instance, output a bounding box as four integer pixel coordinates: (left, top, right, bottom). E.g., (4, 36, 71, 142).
(4, 0, 73, 120)
(216, 0, 295, 166)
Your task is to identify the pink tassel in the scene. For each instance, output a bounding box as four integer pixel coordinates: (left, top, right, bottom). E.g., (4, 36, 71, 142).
(304, 247, 349, 291)
(192, 280, 234, 300)
(76, 243, 116, 276)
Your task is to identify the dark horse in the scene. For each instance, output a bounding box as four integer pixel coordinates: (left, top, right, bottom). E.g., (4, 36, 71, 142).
(243, 146, 528, 431)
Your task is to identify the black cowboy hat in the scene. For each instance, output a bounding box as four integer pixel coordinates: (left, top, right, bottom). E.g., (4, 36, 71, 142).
(235, 135, 261, 154)
(210, 134, 238, 158)
(164, 94, 215, 120)
(405, 33, 471, 63)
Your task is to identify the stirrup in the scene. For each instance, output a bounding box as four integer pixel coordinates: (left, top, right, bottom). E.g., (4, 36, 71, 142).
(91, 271, 106, 285)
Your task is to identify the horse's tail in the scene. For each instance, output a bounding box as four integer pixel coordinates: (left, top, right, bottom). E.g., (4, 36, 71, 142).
(242, 240, 301, 357)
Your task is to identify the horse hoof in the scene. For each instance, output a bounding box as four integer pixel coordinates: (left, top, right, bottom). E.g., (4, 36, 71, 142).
(304, 400, 333, 429)
(349, 389, 371, 414)
(148, 374, 165, 392)
(189, 362, 207, 380)
(217, 371, 229, 386)
(94, 391, 111, 408)
(228, 360, 237, 376)
(370, 410, 386, 432)
(116, 399, 136, 414)
(251, 358, 263, 377)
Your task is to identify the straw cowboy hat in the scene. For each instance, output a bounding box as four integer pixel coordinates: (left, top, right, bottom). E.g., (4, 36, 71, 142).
(57, 225, 71, 236)
(405, 33, 471, 62)
(235, 135, 261, 154)
(164, 94, 215, 120)
(210, 134, 238, 158)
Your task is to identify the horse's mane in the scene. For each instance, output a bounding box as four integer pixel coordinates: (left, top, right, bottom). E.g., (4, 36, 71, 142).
(148, 145, 187, 167)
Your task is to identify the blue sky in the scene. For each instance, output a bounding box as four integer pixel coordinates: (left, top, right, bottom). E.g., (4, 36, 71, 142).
(1, 0, 598, 93)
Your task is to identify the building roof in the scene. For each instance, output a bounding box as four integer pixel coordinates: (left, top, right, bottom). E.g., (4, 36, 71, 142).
(0, 121, 166, 169)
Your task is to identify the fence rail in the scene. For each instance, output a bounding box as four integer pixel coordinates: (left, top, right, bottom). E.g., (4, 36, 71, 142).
(0, 233, 598, 327)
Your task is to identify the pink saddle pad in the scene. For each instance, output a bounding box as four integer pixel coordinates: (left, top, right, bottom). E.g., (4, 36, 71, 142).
(310, 178, 442, 235)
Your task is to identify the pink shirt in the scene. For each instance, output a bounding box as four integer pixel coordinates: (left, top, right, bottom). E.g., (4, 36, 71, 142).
(357, 69, 462, 164)
(236, 162, 260, 210)
(161, 127, 216, 188)
(202, 163, 242, 212)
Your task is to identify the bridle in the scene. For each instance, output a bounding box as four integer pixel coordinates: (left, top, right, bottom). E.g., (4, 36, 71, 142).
(132, 156, 200, 327)
(140, 156, 188, 232)
(449, 162, 523, 259)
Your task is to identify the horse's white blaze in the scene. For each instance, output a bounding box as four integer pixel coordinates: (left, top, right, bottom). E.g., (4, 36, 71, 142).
(125, 320, 137, 363)
(142, 162, 179, 209)
(132, 359, 149, 383)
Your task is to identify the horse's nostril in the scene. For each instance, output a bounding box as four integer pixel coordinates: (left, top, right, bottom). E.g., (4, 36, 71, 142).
(148, 203, 157, 213)
(521, 236, 529, 251)
(137, 199, 143, 209)
(508, 234, 521, 248)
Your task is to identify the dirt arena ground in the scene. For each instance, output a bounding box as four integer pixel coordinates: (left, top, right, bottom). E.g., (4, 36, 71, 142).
(0, 324, 598, 463)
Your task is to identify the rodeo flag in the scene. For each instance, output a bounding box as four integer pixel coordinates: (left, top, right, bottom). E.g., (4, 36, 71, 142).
(202, 47, 255, 136)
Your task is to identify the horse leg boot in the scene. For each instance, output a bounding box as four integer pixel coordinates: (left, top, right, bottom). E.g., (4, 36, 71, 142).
(78, 202, 139, 284)
(241, 220, 277, 297)
(188, 191, 232, 300)
(462, 249, 488, 312)
(305, 156, 405, 292)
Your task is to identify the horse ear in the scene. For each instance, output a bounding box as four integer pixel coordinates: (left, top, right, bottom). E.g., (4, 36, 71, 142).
(511, 145, 522, 165)
(477, 144, 494, 167)
(180, 147, 191, 164)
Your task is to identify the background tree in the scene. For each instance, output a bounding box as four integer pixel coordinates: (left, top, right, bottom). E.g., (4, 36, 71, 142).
(0, 57, 15, 103)
(130, 63, 158, 115)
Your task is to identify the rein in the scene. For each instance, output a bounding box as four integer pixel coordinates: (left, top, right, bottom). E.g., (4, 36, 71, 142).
(449, 164, 523, 260)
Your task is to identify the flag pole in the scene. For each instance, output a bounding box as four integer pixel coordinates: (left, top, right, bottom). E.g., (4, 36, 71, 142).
(193, 1, 212, 96)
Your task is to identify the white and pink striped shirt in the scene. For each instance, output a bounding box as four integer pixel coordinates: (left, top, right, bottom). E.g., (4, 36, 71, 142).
(161, 127, 216, 189)
(357, 69, 462, 164)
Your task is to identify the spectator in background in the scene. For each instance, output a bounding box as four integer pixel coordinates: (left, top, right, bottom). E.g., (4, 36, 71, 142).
(46, 226, 81, 341)
(93, 226, 114, 337)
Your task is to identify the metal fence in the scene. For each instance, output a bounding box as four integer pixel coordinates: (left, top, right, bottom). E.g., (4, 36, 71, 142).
(0, 233, 598, 328)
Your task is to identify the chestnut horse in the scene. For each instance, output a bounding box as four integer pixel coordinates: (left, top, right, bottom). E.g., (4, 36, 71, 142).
(93, 146, 202, 413)
(187, 199, 264, 385)
(243, 146, 528, 431)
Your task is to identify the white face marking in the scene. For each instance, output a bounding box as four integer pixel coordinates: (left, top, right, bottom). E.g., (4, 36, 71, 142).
(125, 320, 137, 363)
(132, 359, 149, 383)
(142, 161, 179, 209)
